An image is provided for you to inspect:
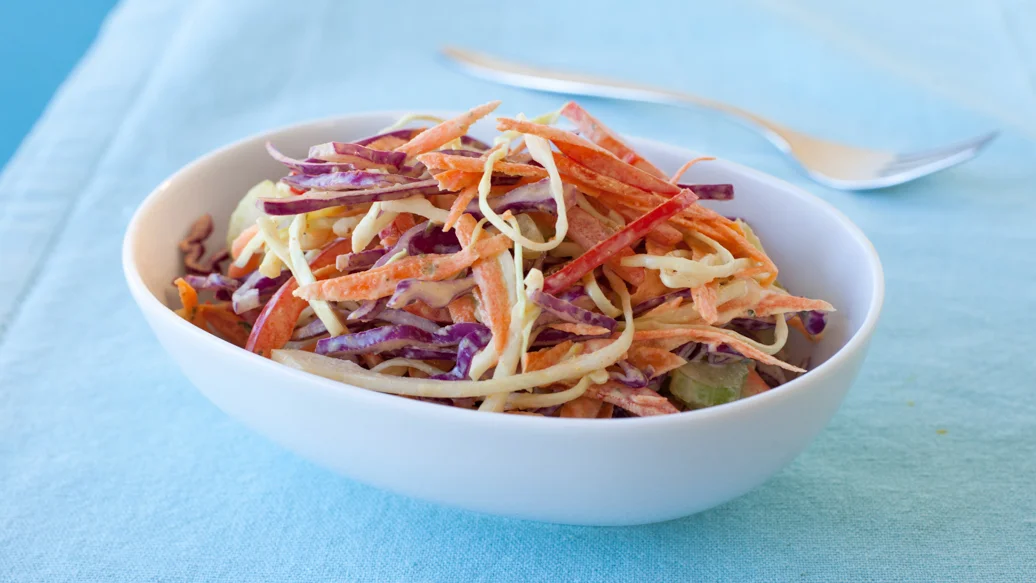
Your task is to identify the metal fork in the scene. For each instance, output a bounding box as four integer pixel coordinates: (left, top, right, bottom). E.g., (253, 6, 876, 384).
(442, 46, 997, 190)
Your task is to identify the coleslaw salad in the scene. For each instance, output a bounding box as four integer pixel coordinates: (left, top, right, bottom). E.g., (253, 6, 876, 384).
(172, 101, 834, 418)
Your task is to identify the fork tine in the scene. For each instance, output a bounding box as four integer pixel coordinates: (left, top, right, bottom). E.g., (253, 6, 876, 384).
(877, 135, 996, 180)
(890, 131, 999, 165)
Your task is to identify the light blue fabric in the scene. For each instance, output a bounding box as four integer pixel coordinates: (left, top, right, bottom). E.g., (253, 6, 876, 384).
(2, 0, 1034, 580)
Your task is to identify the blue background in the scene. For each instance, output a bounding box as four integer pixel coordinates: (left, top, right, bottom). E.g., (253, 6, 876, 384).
(1, 1, 1034, 581)
(0, 0, 118, 168)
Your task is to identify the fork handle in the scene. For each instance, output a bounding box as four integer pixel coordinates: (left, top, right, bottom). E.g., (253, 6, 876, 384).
(442, 46, 791, 148)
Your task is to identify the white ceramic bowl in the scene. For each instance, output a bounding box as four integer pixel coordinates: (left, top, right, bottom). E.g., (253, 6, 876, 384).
(123, 111, 884, 526)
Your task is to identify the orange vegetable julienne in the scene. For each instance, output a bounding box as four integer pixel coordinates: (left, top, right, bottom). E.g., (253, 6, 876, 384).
(454, 214, 512, 352)
(560, 396, 606, 418)
(640, 297, 684, 319)
(295, 234, 512, 302)
(379, 212, 416, 249)
(245, 238, 353, 358)
(742, 369, 772, 398)
(173, 277, 200, 322)
(447, 294, 478, 324)
(394, 100, 501, 156)
(566, 206, 644, 287)
(547, 322, 612, 336)
(584, 381, 679, 416)
(692, 282, 720, 325)
(787, 314, 823, 342)
(496, 117, 681, 196)
(402, 300, 451, 323)
(444, 185, 479, 232)
(228, 225, 261, 278)
(626, 345, 687, 379)
(198, 305, 251, 347)
(753, 291, 835, 317)
(523, 340, 577, 373)
(431, 169, 478, 192)
(633, 328, 804, 372)
(668, 157, 715, 185)
(416, 152, 548, 178)
(559, 101, 668, 179)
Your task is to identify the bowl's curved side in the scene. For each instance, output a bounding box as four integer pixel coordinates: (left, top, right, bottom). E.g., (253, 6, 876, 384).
(129, 295, 874, 525)
(123, 112, 884, 525)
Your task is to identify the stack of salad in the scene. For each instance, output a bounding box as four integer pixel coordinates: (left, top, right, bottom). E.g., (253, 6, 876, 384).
(173, 101, 833, 418)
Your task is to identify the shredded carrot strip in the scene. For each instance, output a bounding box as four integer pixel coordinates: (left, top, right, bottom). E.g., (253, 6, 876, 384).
(566, 206, 644, 287)
(559, 101, 668, 179)
(295, 234, 511, 302)
(365, 133, 417, 151)
(524, 341, 577, 373)
(403, 300, 451, 323)
(560, 396, 605, 418)
(547, 322, 612, 336)
(432, 169, 478, 192)
(455, 214, 512, 352)
(173, 278, 200, 323)
(379, 213, 416, 248)
(691, 284, 719, 325)
(394, 101, 501, 156)
(787, 314, 823, 342)
(447, 294, 478, 324)
(668, 157, 715, 184)
(444, 185, 479, 232)
(584, 381, 679, 416)
(754, 292, 834, 316)
(199, 305, 251, 347)
(742, 369, 772, 397)
(641, 297, 684, 319)
(627, 345, 686, 378)
(496, 118, 682, 196)
(417, 152, 548, 178)
(633, 328, 803, 372)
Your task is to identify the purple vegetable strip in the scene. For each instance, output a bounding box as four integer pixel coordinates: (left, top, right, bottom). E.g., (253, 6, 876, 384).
(308, 142, 407, 170)
(556, 286, 586, 303)
(430, 334, 485, 380)
(374, 309, 441, 334)
(674, 342, 703, 360)
(347, 297, 388, 322)
(529, 289, 618, 332)
(231, 270, 291, 314)
(266, 142, 356, 175)
(730, 317, 777, 331)
(259, 179, 442, 215)
(530, 327, 611, 348)
(371, 221, 460, 269)
(407, 226, 460, 255)
(707, 344, 746, 365)
(609, 360, 649, 388)
(463, 179, 576, 219)
(353, 128, 423, 147)
(387, 277, 476, 310)
(335, 249, 387, 272)
(182, 273, 239, 293)
(384, 347, 459, 361)
(674, 184, 734, 201)
(292, 317, 329, 341)
(282, 171, 418, 192)
(800, 310, 827, 336)
(436, 149, 483, 158)
(632, 289, 693, 317)
(316, 323, 489, 356)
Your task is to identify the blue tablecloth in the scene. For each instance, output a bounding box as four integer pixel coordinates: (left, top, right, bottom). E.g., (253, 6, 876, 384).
(2, 1, 1033, 581)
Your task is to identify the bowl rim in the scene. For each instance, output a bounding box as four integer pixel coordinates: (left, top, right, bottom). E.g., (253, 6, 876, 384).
(122, 110, 885, 431)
